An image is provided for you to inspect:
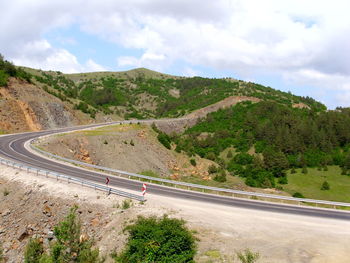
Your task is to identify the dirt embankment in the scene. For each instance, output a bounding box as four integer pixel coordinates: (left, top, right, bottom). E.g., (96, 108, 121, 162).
(0, 78, 84, 133)
(37, 124, 220, 182)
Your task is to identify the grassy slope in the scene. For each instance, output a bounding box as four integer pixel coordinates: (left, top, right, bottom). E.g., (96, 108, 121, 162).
(281, 166, 350, 202)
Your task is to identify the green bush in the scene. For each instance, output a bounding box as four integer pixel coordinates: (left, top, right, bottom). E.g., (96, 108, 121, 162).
(208, 164, 218, 174)
(205, 152, 216, 161)
(234, 153, 253, 165)
(117, 216, 196, 263)
(157, 133, 171, 149)
(278, 176, 288, 184)
(0, 70, 8, 86)
(214, 170, 227, 182)
(292, 192, 305, 198)
(302, 166, 308, 174)
(321, 181, 330, 190)
(190, 159, 197, 166)
(226, 150, 233, 159)
(24, 238, 43, 263)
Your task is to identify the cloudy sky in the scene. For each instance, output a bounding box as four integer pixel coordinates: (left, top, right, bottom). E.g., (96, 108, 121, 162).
(1, 0, 350, 108)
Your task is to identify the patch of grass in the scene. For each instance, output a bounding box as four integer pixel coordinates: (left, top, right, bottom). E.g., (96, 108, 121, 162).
(122, 199, 132, 210)
(205, 250, 221, 259)
(282, 166, 350, 202)
(140, 170, 161, 178)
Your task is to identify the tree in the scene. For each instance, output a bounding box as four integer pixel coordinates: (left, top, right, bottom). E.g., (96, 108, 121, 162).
(24, 238, 43, 263)
(117, 216, 196, 263)
(321, 181, 330, 190)
(227, 150, 233, 159)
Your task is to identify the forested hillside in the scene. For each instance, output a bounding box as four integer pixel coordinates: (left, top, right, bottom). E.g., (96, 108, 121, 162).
(24, 66, 325, 120)
(169, 101, 350, 188)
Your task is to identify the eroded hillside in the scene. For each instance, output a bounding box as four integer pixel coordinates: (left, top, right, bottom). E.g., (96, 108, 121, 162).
(0, 78, 86, 133)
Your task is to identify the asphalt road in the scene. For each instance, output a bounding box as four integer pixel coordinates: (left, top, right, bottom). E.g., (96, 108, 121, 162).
(1, 121, 350, 220)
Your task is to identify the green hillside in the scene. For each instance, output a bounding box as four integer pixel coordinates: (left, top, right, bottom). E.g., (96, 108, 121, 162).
(21, 66, 326, 119)
(166, 100, 350, 199)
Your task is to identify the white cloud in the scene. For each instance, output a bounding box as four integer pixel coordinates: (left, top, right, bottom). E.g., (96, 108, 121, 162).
(10, 39, 106, 73)
(1, 0, 350, 106)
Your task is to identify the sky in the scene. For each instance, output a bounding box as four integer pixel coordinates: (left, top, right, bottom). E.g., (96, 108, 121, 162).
(1, 0, 350, 109)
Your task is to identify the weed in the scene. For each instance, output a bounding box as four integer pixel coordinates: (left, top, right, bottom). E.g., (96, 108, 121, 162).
(122, 199, 132, 209)
(3, 189, 9, 196)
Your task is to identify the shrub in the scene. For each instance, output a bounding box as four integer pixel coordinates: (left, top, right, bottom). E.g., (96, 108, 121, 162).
(214, 170, 227, 182)
(341, 167, 347, 175)
(278, 176, 288, 184)
(234, 153, 253, 165)
(122, 199, 132, 210)
(321, 181, 330, 190)
(103, 140, 108, 145)
(302, 166, 308, 174)
(208, 164, 218, 174)
(117, 216, 196, 263)
(3, 188, 9, 196)
(0, 70, 8, 86)
(226, 150, 233, 159)
(130, 140, 135, 146)
(236, 249, 260, 263)
(290, 167, 296, 174)
(157, 133, 171, 149)
(205, 152, 216, 161)
(24, 238, 43, 263)
(190, 159, 197, 166)
(293, 192, 305, 198)
(43, 206, 101, 262)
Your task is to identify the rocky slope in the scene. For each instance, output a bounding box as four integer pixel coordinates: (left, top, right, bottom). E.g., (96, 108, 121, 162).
(0, 77, 87, 133)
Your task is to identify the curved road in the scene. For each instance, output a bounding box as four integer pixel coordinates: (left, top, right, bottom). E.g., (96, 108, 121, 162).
(1, 121, 350, 221)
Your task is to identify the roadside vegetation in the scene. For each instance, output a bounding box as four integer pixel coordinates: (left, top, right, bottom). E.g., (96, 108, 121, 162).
(23, 206, 101, 263)
(115, 216, 196, 263)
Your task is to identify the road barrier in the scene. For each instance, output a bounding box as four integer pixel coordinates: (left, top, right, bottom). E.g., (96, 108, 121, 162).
(0, 157, 145, 202)
(30, 141, 350, 209)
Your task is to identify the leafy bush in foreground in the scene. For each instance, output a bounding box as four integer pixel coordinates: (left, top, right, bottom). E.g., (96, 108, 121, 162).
(117, 216, 196, 263)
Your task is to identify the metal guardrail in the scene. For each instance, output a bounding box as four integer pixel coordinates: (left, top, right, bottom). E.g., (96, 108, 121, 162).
(30, 141, 350, 208)
(0, 157, 144, 202)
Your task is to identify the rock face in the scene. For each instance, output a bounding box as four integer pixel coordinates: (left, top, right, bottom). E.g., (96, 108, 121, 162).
(0, 78, 82, 133)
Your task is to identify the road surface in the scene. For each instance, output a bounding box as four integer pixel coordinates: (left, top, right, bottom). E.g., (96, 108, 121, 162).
(1, 121, 350, 220)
